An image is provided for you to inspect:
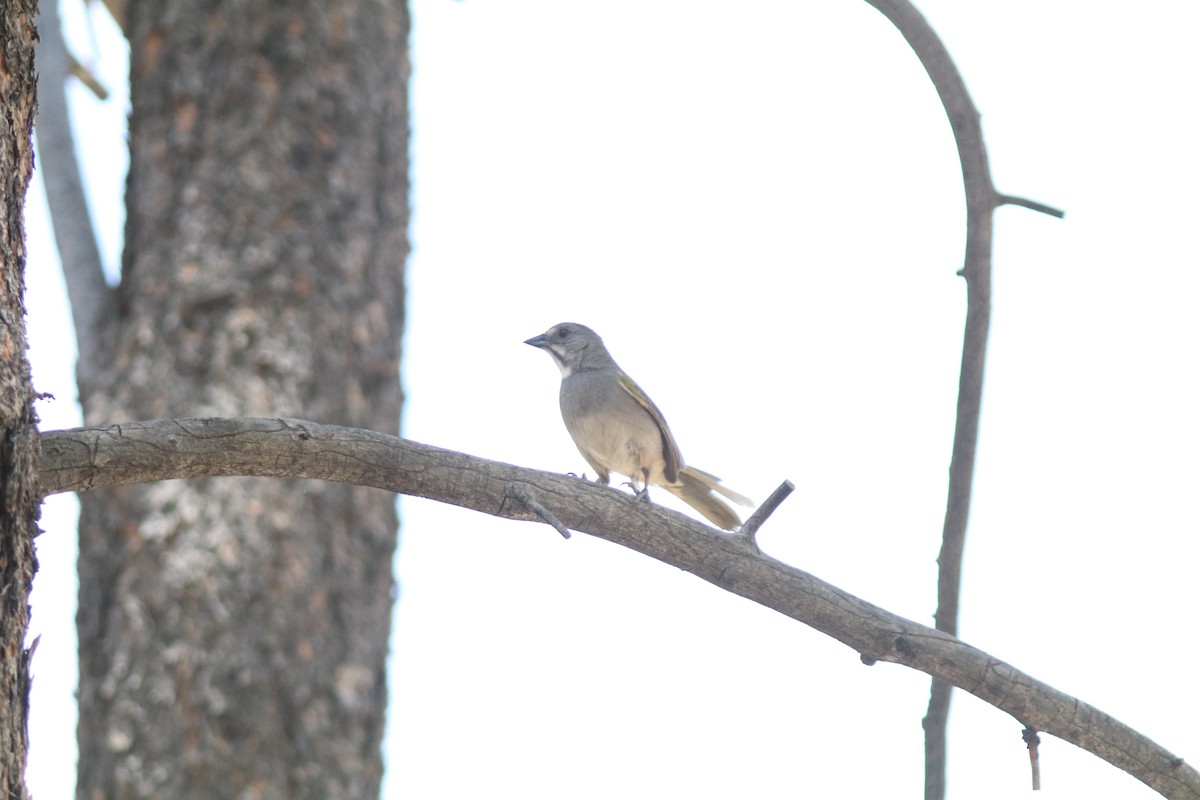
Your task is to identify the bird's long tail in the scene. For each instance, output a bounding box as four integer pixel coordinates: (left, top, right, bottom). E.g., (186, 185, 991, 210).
(665, 467, 753, 531)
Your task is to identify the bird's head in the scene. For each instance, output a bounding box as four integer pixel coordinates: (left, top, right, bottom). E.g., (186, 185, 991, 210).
(524, 322, 611, 376)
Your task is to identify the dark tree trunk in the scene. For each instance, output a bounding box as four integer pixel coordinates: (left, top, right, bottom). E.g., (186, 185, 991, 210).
(75, 2, 408, 798)
(0, 2, 41, 798)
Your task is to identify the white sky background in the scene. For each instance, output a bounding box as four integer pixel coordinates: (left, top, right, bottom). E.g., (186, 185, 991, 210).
(23, 1, 1200, 798)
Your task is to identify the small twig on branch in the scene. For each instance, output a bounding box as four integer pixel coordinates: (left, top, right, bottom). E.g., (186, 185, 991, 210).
(997, 194, 1066, 219)
(1024, 727, 1042, 790)
(508, 484, 571, 539)
(738, 480, 794, 543)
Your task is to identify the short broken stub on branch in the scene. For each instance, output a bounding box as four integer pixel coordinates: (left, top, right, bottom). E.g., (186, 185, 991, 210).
(737, 479, 795, 544)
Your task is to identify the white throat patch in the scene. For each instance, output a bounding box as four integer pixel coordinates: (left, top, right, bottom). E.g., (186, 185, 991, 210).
(549, 347, 572, 377)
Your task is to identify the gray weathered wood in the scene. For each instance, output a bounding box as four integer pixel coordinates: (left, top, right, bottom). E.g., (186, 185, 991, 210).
(40, 417, 1200, 800)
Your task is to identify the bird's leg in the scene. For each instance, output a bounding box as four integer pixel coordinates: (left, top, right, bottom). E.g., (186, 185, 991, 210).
(621, 471, 652, 501)
(635, 468, 652, 503)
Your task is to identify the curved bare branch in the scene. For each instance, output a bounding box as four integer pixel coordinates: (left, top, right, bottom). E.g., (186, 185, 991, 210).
(34, 0, 115, 392)
(860, 3, 1064, 794)
(38, 417, 1200, 799)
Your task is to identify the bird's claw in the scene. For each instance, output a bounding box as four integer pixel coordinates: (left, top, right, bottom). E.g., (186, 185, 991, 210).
(622, 481, 652, 502)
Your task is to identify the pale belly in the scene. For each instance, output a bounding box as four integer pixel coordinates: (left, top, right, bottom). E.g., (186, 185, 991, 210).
(568, 411, 670, 488)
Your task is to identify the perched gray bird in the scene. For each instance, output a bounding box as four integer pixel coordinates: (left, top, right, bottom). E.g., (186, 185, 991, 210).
(525, 322, 752, 530)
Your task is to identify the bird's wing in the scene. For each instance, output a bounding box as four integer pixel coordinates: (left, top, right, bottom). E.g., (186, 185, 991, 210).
(617, 370, 682, 483)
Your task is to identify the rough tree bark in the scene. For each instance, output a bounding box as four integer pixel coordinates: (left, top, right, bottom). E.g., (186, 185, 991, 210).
(0, 2, 40, 798)
(73, 3, 408, 798)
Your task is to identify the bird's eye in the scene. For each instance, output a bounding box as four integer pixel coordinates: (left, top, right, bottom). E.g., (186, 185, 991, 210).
(556, 327, 570, 338)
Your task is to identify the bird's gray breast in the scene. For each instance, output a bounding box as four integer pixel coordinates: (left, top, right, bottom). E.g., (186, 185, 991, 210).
(559, 368, 664, 480)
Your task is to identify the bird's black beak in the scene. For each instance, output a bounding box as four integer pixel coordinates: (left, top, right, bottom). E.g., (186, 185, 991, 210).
(524, 334, 550, 349)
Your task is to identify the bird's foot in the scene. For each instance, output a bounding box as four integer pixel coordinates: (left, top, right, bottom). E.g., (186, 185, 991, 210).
(622, 481, 652, 503)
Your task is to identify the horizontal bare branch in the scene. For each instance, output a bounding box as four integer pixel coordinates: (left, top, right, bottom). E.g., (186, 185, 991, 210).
(37, 417, 1200, 799)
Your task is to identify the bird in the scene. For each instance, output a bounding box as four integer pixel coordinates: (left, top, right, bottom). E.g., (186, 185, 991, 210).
(524, 322, 752, 530)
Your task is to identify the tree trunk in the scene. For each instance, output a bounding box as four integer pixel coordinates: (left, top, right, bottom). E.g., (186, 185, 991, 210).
(75, 2, 408, 798)
(0, 3, 41, 798)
